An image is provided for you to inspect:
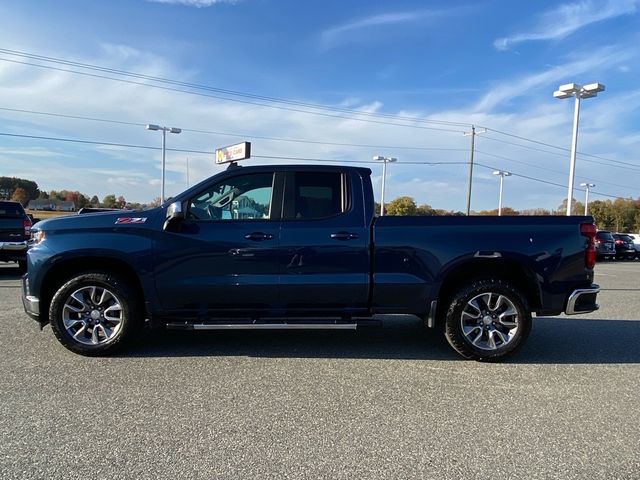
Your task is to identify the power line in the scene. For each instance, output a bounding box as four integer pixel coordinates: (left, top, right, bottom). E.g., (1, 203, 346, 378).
(4, 47, 639, 174)
(4, 48, 639, 178)
(483, 128, 640, 169)
(4, 104, 638, 196)
(0, 106, 468, 152)
(0, 106, 143, 127)
(0, 56, 465, 134)
(481, 134, 640, 173)
(0, 47, 472, 128)
(473, 163, 624, 200)
(475, 150, 640, 192)
(0, 130, 629, 201)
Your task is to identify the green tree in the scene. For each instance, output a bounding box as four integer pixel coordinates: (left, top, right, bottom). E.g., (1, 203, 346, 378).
(589, 200, 614, 230)
(0, 177, 40, 201)
(102, 194, 117, 208)
(611, 198, 636, 232)
(90, 195, 100, 206)
(76, 193, 90, 209)
(385, 196, 418, 216)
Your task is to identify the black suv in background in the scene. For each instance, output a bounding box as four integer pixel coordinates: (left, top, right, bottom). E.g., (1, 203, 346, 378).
(595, 231, 616, 261)
(0, 200, 32, 271)
(612, 233, 636, 260)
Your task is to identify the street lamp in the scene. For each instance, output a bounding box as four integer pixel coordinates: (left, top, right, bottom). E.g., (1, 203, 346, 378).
(373, 155, 397, 216)
(553, 82, 605, 215)
(146, 124, 182, 202)
(492, 170, 511, 216)
(580, 182, 595, 215)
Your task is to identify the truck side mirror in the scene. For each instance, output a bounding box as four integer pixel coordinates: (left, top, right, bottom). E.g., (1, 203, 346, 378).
(163, 201, 184, 232)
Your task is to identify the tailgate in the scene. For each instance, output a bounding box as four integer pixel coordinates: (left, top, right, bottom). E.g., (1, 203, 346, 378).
(0, 219, 26, 241)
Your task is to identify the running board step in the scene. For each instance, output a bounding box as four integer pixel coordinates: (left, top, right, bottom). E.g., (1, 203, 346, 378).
(167, 322, 358, 331)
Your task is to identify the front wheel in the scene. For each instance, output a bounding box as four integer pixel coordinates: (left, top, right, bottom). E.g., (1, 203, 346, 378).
(49, 272, 141, 356)
(443, 278, 532, 361)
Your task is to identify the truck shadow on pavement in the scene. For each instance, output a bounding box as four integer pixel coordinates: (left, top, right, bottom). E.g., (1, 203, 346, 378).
(124, 316, 640, 364)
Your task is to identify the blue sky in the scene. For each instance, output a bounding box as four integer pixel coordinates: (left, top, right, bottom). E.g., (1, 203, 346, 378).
(0, 0, 638, 211)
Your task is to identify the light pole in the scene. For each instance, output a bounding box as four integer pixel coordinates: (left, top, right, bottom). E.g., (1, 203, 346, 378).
(553, 82, 605, 215)
(492, 170, 511, 216)
(580, 182, 595, 215)
(146, 124, 182, 202)
(373, 155, 397, 216)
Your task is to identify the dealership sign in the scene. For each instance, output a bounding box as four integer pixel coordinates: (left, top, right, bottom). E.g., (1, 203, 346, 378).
(215, 141, 251, 164)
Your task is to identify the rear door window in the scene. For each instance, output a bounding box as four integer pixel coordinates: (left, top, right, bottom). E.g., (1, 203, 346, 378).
(286, 172, 347, 220)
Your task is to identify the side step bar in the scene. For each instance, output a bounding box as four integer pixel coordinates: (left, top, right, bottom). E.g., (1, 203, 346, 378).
(166, 322, 358, 331)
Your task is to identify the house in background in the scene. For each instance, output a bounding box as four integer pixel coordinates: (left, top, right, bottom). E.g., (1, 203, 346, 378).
(28, 199, 76, 211)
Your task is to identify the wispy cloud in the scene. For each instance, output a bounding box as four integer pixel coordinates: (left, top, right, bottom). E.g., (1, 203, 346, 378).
(494, 0, 639, 50)
(146, 0, 238, 7)
(474, 45, 634, 112)
(320, 8, 470, 49)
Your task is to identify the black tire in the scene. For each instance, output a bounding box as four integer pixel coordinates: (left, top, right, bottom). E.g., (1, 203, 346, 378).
(17, 260, 27, 273)
(49, 272, 141, 356)
(443, 278, 532, 361)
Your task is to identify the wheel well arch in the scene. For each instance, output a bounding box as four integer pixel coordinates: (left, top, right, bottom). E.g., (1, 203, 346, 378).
(436, 258, 541, 317)
(39, 256, 145, 324)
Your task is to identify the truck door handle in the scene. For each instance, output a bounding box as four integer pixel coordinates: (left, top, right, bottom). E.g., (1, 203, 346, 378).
(244, 232, 274, 241)
(330, 232, 359, 241)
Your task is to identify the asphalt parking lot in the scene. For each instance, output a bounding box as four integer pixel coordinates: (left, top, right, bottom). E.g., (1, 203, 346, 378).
(0, 262, 638, 480)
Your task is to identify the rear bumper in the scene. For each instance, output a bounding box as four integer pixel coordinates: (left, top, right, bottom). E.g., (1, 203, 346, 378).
(565, 285, 600, 315)
(0, 241, 27, 261)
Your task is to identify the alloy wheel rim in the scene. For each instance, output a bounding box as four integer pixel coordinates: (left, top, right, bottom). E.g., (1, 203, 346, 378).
(460, 292, 519, 351)
(62, 286, 123, 346)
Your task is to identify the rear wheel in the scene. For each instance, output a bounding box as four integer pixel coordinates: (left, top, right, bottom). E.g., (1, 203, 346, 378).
(444, 278, 531, 361)
(49, 272, 141, 356)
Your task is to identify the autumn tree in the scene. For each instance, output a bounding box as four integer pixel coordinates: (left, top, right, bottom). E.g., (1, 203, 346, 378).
(10, 187, 29, 206)
(477, 207, 519, 216)
(416, 204, 435, 216)
(148, 197, 162, 208)
(556, 198, 585, 216)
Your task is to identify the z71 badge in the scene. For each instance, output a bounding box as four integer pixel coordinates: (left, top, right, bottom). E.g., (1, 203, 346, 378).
(115, 217, 147, 224)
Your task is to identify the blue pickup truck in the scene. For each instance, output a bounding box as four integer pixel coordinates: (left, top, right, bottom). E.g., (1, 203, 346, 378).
(22, 164, 600, 360)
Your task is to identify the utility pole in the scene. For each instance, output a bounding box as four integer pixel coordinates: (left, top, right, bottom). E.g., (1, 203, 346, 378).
(463, 125, 486, 215)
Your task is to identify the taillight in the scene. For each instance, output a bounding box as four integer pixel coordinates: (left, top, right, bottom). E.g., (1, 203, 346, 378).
(580, 223, 597, 269)
(23, 218, 32, 238)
